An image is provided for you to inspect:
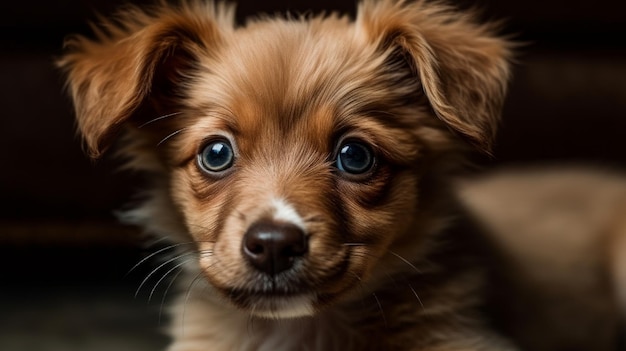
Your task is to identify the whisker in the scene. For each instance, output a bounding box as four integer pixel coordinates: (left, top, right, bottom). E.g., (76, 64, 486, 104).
(159, 265, 186, 325)
(143, 236, 172, 247)
(348, 252, 383, 261)
(347, 271, 363, 282)
(347, 270, 369, 309)
(149, 257, 195, 302)
(126, 242, 198, 277)
(372, 292, 387, 328)
(139, 111, 183, 128)
(388, 250, 421, 274)
(408, 284, 425, 310)
(157, 128, 189, 147)
(136, 252, 197, 298)
(197, 249, 214, 259)
(343, 242, 367, 247)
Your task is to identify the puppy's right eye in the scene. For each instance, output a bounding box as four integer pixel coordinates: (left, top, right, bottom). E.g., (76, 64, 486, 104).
(336, 141, 375, 176)
(198, 139, 235, 174)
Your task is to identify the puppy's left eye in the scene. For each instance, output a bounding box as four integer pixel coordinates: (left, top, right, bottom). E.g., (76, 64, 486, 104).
(198, 139, 234, 174)
(336, 141, 374, 175)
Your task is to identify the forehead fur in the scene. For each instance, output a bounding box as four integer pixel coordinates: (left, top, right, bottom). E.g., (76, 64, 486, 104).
(187, 14, 403, 130)
(160, 11, 429, 169)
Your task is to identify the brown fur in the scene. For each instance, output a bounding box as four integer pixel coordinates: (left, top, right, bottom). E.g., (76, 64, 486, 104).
(59, 0, 516, 350)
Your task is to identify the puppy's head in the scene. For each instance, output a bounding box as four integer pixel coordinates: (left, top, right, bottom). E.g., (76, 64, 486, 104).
(59, 0, 511, 318)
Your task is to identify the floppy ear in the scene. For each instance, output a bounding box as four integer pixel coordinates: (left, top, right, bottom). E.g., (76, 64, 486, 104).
(58, 2, 235, 158)
(357, 0, 512, 154)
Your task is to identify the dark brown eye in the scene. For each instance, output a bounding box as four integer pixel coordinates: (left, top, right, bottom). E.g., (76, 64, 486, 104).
(198, 139, 234, 173)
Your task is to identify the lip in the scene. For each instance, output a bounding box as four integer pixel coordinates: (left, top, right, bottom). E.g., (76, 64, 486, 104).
(227, 284, 309, 304)
(226, 288, 317, 318)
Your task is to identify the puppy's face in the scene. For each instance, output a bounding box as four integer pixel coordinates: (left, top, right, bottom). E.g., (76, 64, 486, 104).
(169, 21, 427, 317)
(60, 0, 511, 318)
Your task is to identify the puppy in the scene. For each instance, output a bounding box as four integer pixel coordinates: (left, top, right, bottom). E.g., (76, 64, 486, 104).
(59, 0, 514, 350)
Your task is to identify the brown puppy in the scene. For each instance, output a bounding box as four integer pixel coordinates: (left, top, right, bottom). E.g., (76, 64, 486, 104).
(59, 0, 514, 350)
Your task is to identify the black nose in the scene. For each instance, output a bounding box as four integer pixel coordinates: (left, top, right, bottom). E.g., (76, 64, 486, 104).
(242, 220, 308, 276)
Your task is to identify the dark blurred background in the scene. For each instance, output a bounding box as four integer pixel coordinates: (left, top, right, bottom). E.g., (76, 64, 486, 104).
(0, 0, 625, 350)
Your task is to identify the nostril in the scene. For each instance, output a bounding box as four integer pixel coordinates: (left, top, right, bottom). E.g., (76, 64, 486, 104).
(242, 220, 308, 276)
(246, 241, 265, 255)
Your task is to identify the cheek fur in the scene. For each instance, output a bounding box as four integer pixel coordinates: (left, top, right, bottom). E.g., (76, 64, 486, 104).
(170, 165, 236, 242)
(338, 167, 419, 241)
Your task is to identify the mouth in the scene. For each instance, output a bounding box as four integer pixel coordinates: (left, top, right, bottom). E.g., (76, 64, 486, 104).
(227, 287, 317, 319)
(220, 254, 352, 319)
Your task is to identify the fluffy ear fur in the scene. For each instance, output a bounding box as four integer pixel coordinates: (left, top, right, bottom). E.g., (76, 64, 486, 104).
(357, 0, 512, 154)
(58, 2, 235, 158)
